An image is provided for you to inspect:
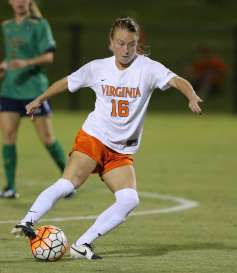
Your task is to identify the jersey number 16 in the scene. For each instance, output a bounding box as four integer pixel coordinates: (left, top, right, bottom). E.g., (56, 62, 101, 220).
(111, 99, 129, 117)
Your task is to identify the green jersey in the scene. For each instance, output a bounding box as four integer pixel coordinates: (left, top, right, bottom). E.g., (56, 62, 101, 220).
(1, 14, 56, 99)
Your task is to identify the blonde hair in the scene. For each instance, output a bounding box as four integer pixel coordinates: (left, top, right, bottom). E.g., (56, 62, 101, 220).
(30, 0, 42, 18)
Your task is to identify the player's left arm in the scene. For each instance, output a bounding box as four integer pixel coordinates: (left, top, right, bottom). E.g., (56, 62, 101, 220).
(7, 52, 54, 71)
(168, 76, 203, 115)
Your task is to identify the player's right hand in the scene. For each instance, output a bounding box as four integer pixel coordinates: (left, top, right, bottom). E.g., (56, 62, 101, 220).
(25, 98, 42, 120)
(189, 94, 203, 115)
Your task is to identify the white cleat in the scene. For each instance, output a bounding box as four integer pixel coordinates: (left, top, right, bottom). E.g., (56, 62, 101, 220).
(70, 242, 103, 260)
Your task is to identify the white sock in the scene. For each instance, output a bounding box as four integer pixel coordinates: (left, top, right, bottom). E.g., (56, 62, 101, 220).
(75, 188, 139, 246)
(21, 178, 74, 224)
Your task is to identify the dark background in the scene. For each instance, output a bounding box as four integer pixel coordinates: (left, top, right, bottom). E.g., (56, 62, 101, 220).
(0, 0, 237, 113)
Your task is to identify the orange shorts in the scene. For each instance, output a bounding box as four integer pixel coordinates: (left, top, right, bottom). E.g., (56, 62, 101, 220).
(70, 128, 133, 179)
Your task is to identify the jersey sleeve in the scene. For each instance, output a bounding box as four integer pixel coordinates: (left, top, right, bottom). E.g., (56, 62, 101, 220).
(67, 62, 93, 92)
(146, 60, 177, 91)
(35, 19, 56, 54)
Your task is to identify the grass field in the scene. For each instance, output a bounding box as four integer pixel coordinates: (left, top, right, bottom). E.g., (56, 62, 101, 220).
(0, 111, 237, 273)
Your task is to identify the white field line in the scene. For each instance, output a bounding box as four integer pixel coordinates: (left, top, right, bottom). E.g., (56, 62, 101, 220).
(0, 191, 199, 224)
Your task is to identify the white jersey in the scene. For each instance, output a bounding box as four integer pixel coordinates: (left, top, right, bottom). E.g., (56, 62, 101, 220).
(67, 55, 177, 154)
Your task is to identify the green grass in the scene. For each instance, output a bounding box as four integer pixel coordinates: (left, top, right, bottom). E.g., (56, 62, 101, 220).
(0, 111, 237, 273)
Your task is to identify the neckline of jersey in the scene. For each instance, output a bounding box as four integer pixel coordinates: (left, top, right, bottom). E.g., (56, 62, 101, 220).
(113, 55, 139, 73)
(13, 14, 32, 26)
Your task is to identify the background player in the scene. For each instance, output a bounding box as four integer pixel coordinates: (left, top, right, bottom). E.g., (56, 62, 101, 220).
(187, 44, 228, 99)
(0, 0, 75, 198)
(11, 17, 202, 259)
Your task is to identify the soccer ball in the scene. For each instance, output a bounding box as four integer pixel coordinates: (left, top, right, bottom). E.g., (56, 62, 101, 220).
(29, 225, 68, 262)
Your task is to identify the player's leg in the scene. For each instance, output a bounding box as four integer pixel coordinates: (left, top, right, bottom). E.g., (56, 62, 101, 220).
(11, 151, 98, 237)
(33, 114, 76, 198)
(33, 115, 66, 174)
(103, 164, 137, 192)
(70, 165, 139, 260)
(0, 112, 21, 198)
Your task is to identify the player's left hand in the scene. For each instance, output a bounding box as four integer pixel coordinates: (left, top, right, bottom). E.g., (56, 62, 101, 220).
(25, 98, 42, 120)
(189, 94, 203, 115)
(8, 60, 28, 71)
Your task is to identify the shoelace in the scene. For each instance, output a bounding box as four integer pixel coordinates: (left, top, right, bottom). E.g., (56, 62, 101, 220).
(86, 243, 101, 256)
(85, 243, 95, 252)
(84, 243, 103, 259)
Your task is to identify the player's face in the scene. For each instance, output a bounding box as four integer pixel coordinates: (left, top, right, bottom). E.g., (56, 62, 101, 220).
(9, 0, 31, 16)
(111, 29, 138, 69)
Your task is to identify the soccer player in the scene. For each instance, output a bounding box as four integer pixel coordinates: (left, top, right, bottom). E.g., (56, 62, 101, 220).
(0, 0, 75, 198)
(11, 17, 202, 259)
(187, 44, 228, 99)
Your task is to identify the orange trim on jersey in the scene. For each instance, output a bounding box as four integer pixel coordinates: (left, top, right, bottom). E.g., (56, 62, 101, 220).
(70, 128, 133, 180)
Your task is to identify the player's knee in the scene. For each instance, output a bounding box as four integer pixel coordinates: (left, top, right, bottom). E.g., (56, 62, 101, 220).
(133, 195, 139, 208)
(42, 178, 75, 200)
(126, 195, 139, 210)
(118, 196, 139, 222)
(3, 131, 17, 144)
(40, 132, 55, 146)
(116, 189, 139, 211)
(44, 138, 55, 147)
(63, 169, 87, 189)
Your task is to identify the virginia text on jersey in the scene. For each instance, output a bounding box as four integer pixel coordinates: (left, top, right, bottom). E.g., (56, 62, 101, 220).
(101, 85, 142, 98)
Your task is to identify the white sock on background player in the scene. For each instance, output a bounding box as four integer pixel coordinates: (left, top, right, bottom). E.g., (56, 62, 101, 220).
(21, 178, 75, 224)
(75, 188, 139, 246)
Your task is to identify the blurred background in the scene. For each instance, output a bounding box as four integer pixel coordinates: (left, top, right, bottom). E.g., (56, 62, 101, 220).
(0, 0, 237, 113)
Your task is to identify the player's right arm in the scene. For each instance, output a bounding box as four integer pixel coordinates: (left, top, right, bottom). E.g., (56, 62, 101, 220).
(0, 60, 7, 78)
(25, 77, 68, 120)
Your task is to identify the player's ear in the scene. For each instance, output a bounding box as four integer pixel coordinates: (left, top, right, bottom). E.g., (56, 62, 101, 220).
(109, 38, 114, 50)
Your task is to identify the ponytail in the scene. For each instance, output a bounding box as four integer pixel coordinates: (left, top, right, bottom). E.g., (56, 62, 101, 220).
(30, 0, 42, 18)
